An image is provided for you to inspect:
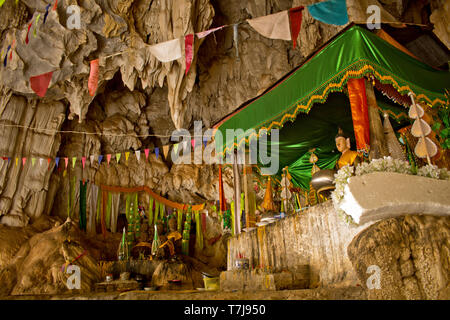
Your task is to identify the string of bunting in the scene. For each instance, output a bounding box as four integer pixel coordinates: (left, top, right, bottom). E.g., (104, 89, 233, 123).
(0, 137, 210, 172)
(1, 0, 417, 98)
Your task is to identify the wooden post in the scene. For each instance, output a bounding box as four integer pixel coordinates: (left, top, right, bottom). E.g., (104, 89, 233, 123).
(232, 152, 241, 235)
(243, 164, 256, 229)
(365, 79, 389, 160)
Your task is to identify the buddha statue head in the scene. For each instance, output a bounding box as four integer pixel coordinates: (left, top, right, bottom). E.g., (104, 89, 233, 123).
(335, 128, 351, 154)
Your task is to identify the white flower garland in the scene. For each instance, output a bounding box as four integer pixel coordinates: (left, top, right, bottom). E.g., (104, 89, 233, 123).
(331, 156, 450, 225)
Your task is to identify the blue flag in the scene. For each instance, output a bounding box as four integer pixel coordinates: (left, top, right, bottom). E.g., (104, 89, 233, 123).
(155, 147, 159, 160)
(307, 0, 348, 26)
(98, 155, 103, 165)
(55, 157, 60, 168)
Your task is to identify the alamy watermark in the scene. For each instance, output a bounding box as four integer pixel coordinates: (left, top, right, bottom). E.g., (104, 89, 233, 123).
(170, 121, 279, 175)
(366, 265, 381, 289)
(65, 264, 81, 290)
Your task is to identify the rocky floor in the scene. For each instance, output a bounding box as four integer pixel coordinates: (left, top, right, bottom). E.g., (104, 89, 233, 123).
(1, 287, 367, 300)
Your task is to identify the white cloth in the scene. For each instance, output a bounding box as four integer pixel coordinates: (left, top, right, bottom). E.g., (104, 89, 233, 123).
(87, 183, 99, 235)
(148, 38, 182, 62)
(110, 193, 121, 233)
(247, 10, 291, 41)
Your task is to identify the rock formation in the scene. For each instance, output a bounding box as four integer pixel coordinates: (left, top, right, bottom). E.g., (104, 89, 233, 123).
(348, 215, 450, 300)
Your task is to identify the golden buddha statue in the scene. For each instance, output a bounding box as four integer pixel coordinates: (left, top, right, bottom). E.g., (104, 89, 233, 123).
(335, 128, 361, 169)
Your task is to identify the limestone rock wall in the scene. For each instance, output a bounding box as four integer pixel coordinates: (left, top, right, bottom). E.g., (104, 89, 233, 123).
(348, 215, 450, 300)
(227, 201, 376, 287)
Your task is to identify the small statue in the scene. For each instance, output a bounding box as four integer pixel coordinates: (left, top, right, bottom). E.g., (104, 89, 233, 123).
(335, 128, 361, 169)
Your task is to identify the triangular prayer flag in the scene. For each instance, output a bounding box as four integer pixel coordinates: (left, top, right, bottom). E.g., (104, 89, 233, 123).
(3, 45, 10, 67)
(55, 157, 60, 168)
(64, 157, 68, 169)
(135, 150, 141, 161)
(307, 0, 348, 26)
(163, 145, 169, 159)
(191, 139, 195, 148)
(30, 71, 53, 97)
(174, 144, 178, 154)
(72, 157, 76, 168)
(53, 0, 58, 11)
(31, 158, 36, 166)
(185, 34, 194, 75)
(125, 151, 130, 163)
(233, 24, 239, 58)
(39, 158, 44, 166)
(22, 157, 26, 166)
(44, 4, 51, 23)
(25, 21, 33, 44)
(289, 6, 304, 49)
(7, 157, 11, 165)
(0, 0, 5, 8)
(90, 155, 95, 166)
(148, 38, 182, 62)
(82, 156, 86, 169)
(15, 157, 18, 167)
(247, 11, 291, 41)
(88, 59, 99, 96)
(98, 155, 103, 165)
(144, 149, 149, 160)
(196, 25, 225, 39)
(116, 153, 121, 164)
(47, 158, 51, 168)
(9, 39, 15, 61)
(106, 154, 111, 165)
(33, 14, 41, 38)
(203, 137, 208, 148)
(155, 147, 159, 160)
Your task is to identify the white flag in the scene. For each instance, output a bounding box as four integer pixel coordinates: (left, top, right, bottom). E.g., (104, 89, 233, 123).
(148, 38, 182, 63)
(135, 150, 141, 162)
(90, 155, 95, 166)
(39, 158, 44, 166)
(247, 10, 291, 41)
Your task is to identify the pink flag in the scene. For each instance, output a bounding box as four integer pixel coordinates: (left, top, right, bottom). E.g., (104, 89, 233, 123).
(196, 26, 225, 39)
(191, 139, 195, 148)
(64, 157, 68, 169)
(30, 71, 53, 97)
(22, 157, 26, 166)
(88, 59, 99, 96)
(144, 148, 149, 160)
(82, 156, 86, 169)
(106, 154, 111, 165)
(185, 34, 194, 75)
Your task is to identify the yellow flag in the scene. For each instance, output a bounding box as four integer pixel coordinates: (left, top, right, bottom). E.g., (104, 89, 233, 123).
(125, 152, 130, 163)
(31, 158, 36, 166)
(15, 157, 18, 167)
(163, 145, 169, 159)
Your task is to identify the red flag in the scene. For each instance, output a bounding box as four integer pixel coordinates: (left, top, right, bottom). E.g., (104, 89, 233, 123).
(144, 148, 149, 160)
(82, 156, 86, 169)
(30, 71, 53, 97)
(88, 59, 99, 96)
(185, 34, 194, 75)
(106, 154, 111, 165)
(218, 164, 227, 211)
(25, 21, 33, 44)
(47, 158, 51, 170)
(289, 6, 304, 49)
(52, 0, 58, 11)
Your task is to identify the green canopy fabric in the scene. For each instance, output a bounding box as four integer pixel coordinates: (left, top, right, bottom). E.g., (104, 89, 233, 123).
(215, 25, 450, 156)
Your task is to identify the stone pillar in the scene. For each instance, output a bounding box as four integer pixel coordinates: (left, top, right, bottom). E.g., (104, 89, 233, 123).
(365, 79, 389, 160)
